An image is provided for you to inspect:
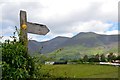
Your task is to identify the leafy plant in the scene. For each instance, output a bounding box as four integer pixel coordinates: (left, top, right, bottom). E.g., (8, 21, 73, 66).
(2, 40, 35, 79)
(2, 26, 51, 79)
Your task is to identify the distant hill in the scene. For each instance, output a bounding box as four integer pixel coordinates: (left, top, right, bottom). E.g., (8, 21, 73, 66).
(28, 40, 43, 55)
(28, 32, 119, 56)
(60, 32, 118, 47)
(40, 36, 70, 53)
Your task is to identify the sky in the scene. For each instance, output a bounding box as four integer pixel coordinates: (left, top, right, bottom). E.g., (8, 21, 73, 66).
(0, 0, 120, 42)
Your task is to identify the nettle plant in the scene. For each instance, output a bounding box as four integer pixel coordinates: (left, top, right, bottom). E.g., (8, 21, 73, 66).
(2, 26, 35, 79)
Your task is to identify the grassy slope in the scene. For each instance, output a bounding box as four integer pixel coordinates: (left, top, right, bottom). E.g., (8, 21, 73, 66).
(42, 64, 118, 78)
(47, 45, 118, 60)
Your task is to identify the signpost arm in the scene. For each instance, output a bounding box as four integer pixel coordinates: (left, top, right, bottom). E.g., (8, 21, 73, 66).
(19, 10, 28, 53)
(19, 10, 49, 54)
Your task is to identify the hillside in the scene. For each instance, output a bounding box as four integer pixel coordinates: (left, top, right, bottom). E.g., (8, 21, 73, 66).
(28, 32, 119, 56)
(40, 36, 70, 53)
(28, 36, 69, 54)
(47, 43, 118, 60)
(59, 32, 118, 47)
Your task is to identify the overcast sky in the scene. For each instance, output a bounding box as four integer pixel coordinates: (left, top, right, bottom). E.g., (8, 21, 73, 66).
(0, 0, 119, 42)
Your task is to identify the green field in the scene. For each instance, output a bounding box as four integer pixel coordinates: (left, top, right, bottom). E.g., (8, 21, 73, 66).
(42, 64, 118, 78)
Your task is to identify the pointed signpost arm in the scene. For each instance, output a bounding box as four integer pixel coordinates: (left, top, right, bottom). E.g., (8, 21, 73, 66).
(19, 10, 28, 52)
(27, 22, 49, 35)
(19, 10, 50, 54)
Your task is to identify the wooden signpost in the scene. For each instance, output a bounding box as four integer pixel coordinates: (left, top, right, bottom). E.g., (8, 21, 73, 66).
(19, 10, 49, 52)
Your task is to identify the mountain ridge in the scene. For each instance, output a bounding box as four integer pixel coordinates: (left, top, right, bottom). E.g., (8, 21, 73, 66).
(28, 32, 119, 54)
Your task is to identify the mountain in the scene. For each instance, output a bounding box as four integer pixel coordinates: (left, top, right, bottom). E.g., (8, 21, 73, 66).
(28, 40, 43, 54)
(60, 32, 118, 47)
(28, 32, 119, 55)
(28, 36, 70, 54)
(60, 32, 103, 47)
(40, 36, 70, 53)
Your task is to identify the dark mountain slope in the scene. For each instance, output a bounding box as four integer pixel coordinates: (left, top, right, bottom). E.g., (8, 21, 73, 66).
(28, 40, 43, 54)
(41, 36, 70, 53)
(28, 36, 70, 54)
(60, 32, 118, 47)
(28, 32, 119, 54)
(60, 32, 103, 47)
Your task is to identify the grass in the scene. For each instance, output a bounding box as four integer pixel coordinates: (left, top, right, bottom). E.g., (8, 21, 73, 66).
(42, 64, 119, 78)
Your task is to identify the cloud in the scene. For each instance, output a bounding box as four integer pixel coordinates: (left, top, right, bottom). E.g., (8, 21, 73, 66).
(72, 20, 113, 32)
(28, 32, 74, 42)
(1, 2, 44, 25)
(28, 33, 51, 42)
(0, 0, 119, 42)
(39, 0, 118, 22)
(1, 36, 19, 42)
(0, 26, 14, 35)
(95, 30, 119, 35)
(0, 2, 45, 36)
(37, 0, 118, 35)
(103, 30, 119, 35)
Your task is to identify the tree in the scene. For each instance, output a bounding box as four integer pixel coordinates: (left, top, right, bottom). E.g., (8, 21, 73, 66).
(83, 55, 89, 62)
(94, 54, 100, 62)
(88, 58, 95, 62)
(100, 54, 106, 62)
(107, 53, 116, 62)
(116, 55, 120, 60)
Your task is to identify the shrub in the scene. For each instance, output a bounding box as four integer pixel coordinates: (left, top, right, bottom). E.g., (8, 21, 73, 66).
(1, 25, 53, 79)
(2, 40, 35, 79)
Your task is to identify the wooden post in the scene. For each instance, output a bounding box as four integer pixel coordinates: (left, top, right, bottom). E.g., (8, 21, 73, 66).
(19, 10, 49, 54)
(19, 10, 28, 52)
